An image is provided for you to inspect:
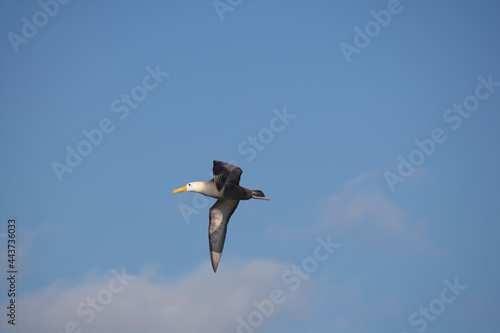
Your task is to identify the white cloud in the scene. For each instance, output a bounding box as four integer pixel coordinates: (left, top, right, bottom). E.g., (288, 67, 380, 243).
(8, 260, 317, 333)
(318, 172, 435, 254)
(267, 172, 435, 255)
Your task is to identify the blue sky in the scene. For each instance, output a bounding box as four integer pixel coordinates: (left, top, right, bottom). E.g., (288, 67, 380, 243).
(1, 1, 500, 332)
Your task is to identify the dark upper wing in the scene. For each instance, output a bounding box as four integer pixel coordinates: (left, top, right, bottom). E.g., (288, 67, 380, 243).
(213, 160, 243, 192)
(208, 199, 240, 272)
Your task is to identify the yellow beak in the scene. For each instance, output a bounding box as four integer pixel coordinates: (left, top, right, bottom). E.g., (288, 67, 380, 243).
(172, 185, 187, 194)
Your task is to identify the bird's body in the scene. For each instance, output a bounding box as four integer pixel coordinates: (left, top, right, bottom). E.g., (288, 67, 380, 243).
(173, 161, 269, 272)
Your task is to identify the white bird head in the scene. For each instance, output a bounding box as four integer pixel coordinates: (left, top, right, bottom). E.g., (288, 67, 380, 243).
(172, 182, 204, 194)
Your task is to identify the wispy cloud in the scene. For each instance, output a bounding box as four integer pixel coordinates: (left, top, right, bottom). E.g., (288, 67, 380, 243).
(10, 260, 317, 333)
(319, 172, 435, 255)
(268, 171, 437, 255)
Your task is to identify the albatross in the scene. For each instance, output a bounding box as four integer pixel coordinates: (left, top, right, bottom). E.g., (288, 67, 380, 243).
(173, 160, 270, 272)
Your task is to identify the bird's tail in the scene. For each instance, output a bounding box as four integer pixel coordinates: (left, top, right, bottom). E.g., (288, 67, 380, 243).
(251, 190, 270, 200)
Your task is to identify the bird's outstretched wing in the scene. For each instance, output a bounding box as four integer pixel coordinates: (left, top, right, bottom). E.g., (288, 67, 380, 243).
(208, 199, 239, 272)
(213, 160, 242, 191)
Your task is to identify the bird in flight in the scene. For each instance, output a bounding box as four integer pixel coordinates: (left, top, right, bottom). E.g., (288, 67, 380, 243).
(173, 160, 270, 272)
